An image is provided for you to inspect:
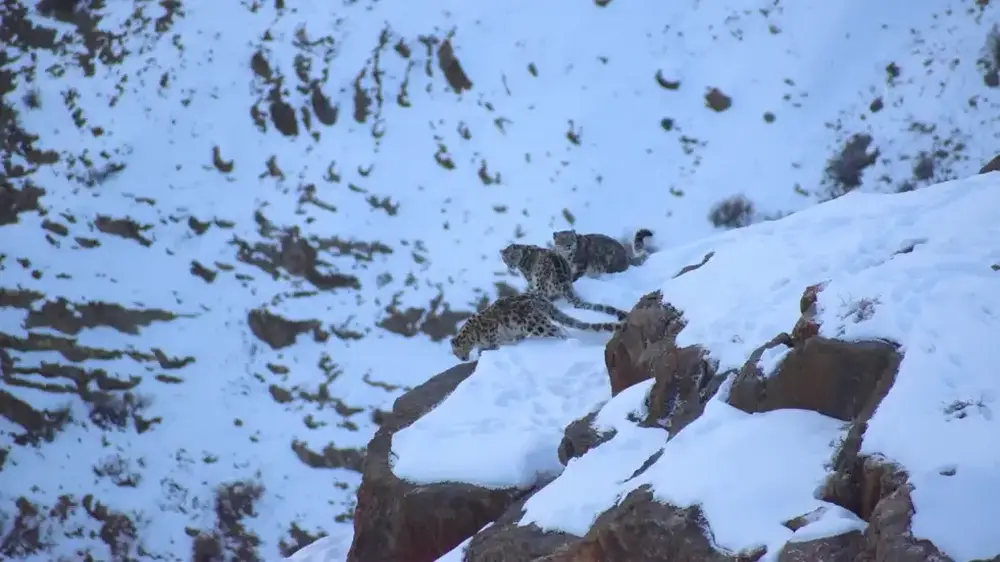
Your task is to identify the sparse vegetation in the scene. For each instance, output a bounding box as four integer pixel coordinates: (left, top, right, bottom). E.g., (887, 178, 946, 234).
(822, 133, 880, 201)
(191, 480, 266, 562)
(979, 25, 1000, 87)
(708, 195, 756, 229)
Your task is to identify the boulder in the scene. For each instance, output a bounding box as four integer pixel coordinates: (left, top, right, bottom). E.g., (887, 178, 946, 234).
(777, 530, 865, 562)
(726, 336, 901, 422)
(604, 289, 722, 437)
(347, 362, 524, 562)
(639, 341, 724, 437)
(463, 493, 577, 562)
(557, 410, 615, 466)
(979, 154, 1000, 174)
(718, 282, 957, 561)
(348, 281, 990, 562)
(816, 435, 955, 561)
(791, 281, 825, 342)
(543, 486, 765, 562)
(604, 289, 686, 396)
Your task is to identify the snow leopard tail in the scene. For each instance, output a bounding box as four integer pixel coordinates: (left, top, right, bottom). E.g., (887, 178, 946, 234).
(563, 290, 629, 321)
(629, 228, 655, 266)
(545, 301, 625, 332)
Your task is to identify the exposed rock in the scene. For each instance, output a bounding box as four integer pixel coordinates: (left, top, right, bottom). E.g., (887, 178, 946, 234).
(980, 154, 1000, 174)
(727, 336, 901, 423)
(814, 427, 957, 561)
(604, 289, 726, 437)
(745, 326, 957, 562)
(557, 410, 615, 466)
(24, 297, 180, 336)
(233, 219, 362, 291)
(378, 292, 473, 341)
(859, 478, 953, 561)
(348, 362, 524, 562)
(705, 88, 732, 112)
(438, 39, 473, 94)
(246, 308, 321, 350)
(777, 530, 864, 562)
(464, 494, 577, 562)
(94, 214, 154, 247)
(544, 486, 765, 562)
(791, 282, 826, 342)
(603, 290, 685, 396)
(673, 251, 714, 278)
(640, 341, 723, 437)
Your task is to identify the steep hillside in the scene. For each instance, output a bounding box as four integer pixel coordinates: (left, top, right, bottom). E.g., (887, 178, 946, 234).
(1, 0, 999, 560)
(351, 173, 1000, 562)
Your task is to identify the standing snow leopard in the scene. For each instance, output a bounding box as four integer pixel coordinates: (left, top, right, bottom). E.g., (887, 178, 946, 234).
(450, 293, 623, 361)
(552, 228, 654, 281)
(499, 243, 629, 320)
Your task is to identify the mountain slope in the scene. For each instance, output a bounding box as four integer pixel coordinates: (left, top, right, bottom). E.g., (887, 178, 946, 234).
(387, 172, 1000, 562)
(1, 0, 998, 560)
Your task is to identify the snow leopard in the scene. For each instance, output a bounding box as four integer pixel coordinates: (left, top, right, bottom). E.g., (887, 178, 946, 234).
(499, 243, 629, 320)
(551, 228, 654, 281)
(450, 293, 624, 361)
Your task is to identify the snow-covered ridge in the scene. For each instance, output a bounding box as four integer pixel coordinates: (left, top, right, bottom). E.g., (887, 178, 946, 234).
(375, 173, 1000, 562)
(2, 0, 1000, 560)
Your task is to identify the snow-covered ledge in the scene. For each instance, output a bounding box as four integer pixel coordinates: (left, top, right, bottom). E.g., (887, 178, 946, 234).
(318, 173, 1000, 562)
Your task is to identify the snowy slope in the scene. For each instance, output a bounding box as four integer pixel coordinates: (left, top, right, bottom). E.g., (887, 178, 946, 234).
(391, 173, 1000, 562)
(1, 0, 999, 559)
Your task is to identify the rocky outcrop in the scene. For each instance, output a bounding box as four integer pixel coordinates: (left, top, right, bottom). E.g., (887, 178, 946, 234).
(542, 487, 765, 562)
(348, 283, 989, 562)
(347, 362, 524, 562)
(604, 289, 724, 437)
(724, 284, 956, 562)
(979, 154, 1000, 174)
(777, 530, 864, 562)
(556, 410, 614, 466)
(603, 289, 685, 396)
(726, 336, 900, 422)
(463, 494, 577, 562)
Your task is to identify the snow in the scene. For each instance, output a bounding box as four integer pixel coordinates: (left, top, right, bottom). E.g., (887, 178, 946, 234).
(3, 0, 1000, 560)
(390, 174, 1000, 562)
(280, 533, 352, 562)
(785, 505, 867, 544)
(518, 380, 666, 536)
(391, 338, 610, 489)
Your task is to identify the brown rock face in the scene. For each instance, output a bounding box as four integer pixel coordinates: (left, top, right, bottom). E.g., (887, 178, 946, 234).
(791, 281, 826, 342)
(464, 493, 577, 562)
(604, 289, 685, 396)
(604, 289, 723, 437)
(347, 362, 524, 562)
(862, 479, 953, 561)
(979, 154, 1000, 174)
(545, 487, 764, 562)
(347, 283, 996, 562)
(777, 531, 865, 562)
(727, 336, 901, 422)
(557, 410, 615, 466)
(722, 285, 955, 560)
(640, 340, 725, 437)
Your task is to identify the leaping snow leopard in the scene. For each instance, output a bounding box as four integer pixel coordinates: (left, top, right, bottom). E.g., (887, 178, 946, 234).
(450, 293, 623, 361)
(552, 228, 654, 281)
(499, 243, 628, 320)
